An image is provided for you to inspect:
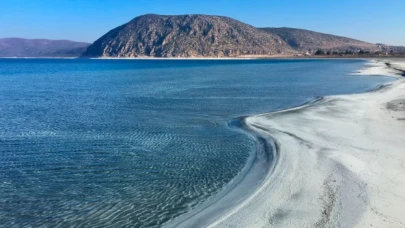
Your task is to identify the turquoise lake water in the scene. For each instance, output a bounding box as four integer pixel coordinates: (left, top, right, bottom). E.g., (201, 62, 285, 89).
(0, 59, 394, 227)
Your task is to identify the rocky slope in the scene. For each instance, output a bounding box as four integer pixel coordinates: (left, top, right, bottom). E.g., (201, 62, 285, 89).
(82, 14, 294, 57)
(0, 38, 89, 57)
(82, 14, 394, 58)
(259, 27, 379, 52)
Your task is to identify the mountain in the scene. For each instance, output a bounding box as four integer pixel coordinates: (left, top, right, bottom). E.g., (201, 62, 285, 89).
(0, 38, 90, 57)
(82, 14, 294, 57)
(259, 27, 379, 52)
(82, 14, 385, 58)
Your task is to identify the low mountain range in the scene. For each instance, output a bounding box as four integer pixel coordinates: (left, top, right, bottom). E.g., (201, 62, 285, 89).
(2, 14, 403, 58)
(0, 38, 89, 57)
(259, 27, 378, 52)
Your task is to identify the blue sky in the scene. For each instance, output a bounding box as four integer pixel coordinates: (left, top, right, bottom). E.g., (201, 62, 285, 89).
(0, 0, 404, 45)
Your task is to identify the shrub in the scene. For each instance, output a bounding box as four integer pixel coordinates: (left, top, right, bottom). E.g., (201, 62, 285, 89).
(315, 49, 325, 55)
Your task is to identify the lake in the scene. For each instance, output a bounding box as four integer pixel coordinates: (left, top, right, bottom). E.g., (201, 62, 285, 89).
(0, 59, 393, 227)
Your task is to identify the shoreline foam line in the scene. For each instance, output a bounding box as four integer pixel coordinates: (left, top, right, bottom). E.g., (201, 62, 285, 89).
(207, 59, 405, 227)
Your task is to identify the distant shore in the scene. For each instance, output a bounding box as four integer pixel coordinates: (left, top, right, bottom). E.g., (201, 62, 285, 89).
(2, 55, 405, 60)
(89, 55, 405, 60)
(0, 57, 77, 59)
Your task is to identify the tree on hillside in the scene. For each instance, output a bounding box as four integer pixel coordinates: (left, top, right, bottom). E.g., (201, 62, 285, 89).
(315, 49, 325, 55)
(345, 49, 353, 55)
(359, 50, 369, 55)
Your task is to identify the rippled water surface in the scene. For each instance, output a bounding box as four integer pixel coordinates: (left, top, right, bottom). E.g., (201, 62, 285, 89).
(0, 59, 393, 227)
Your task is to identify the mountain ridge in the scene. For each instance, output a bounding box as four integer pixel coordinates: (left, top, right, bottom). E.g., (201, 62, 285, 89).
(81, 14, 383, 58)
(82, 14, 294, 57)
(3, 14, 403, 58)
(0, 38, 90, 57)
(259, 27, 378, 51)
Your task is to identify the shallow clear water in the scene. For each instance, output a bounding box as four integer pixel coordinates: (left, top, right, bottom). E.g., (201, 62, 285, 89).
(0, 59, 393, 227)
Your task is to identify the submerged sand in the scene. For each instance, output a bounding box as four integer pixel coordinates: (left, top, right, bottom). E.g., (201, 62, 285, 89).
(207, 59, 405, 228)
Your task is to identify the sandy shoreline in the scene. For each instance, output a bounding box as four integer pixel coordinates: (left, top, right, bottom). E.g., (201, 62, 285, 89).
(206, 59, 405, 227)
(3, 56, 404, 227)
(162, 59, 405, 228)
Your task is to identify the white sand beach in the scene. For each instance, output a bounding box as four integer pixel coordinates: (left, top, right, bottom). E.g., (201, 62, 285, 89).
(205, 59, 405, 227)
(353, 59, 404, 77)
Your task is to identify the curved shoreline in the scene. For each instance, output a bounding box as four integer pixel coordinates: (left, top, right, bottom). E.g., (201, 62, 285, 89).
(165, 59, 405, 227)
(210, 60, 405, 227)
(163, 118, 277, 227)
(164, 98, 327, 228)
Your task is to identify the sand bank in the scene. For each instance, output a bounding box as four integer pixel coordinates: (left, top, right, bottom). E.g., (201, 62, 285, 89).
(205, 59, 405, 227)
(353, 59, 404, 77)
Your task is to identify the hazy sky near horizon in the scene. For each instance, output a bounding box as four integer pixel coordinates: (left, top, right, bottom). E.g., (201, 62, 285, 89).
(0, 0, 404, 46)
